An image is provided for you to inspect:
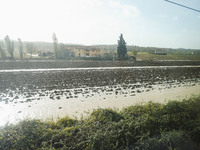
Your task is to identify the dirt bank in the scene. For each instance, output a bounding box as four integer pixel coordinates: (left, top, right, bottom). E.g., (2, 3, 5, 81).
(0, 60, 200, 70)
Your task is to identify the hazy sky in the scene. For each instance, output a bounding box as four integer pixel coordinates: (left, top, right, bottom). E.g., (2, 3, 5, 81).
(1, 0, 200, 49)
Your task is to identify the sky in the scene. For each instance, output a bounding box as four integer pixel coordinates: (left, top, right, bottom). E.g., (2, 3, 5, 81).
(0, 0, 200, 49)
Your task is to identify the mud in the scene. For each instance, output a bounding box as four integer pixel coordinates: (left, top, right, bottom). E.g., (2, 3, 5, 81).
(0, 60, 200, 126)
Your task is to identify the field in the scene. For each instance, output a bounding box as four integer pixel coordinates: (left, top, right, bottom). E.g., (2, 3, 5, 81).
(135, 52, 200, 61)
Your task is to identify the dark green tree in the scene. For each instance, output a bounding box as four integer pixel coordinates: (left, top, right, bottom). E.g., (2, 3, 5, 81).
(5, 35, 14, 59)
(18, 38, 23, 59)
(117, 34, 127, 60)
(52, 33, 58, 59)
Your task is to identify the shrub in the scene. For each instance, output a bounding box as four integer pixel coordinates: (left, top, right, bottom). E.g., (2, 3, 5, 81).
(0, 119, 50, 150)
(56, 116, 78, 128)
(131, 131, 199, 150)
(160, 97, 200, 131)
(120, 102, 162, 120)
(89, 108, 123, 124)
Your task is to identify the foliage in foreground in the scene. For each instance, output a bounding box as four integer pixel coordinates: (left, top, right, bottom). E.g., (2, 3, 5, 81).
(0, 96, 200, 150)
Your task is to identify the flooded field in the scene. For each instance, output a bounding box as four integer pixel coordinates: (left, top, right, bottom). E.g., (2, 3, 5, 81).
(0, 62, 200, 126)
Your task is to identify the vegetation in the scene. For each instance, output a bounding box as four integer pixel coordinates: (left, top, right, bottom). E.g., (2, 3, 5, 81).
(18, 38, 23, 59)
(52, 34, 73, 59)
(52, 33, 59, 59)
(58, 43, 71, 59)
(26, 42, 35, 58)
(4, 35, 14, 59)
(117, 34, 128, 60)
(132, 51, 200, 61)
(0, 42, 6, 58)
(0, 34, 200, 60)
(1, 96, 200, 150)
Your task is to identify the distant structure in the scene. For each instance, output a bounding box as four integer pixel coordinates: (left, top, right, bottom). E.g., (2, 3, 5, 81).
(152, 50, 167, 55)
(65, 45, 104, 58)
(38, 45, 115, 59)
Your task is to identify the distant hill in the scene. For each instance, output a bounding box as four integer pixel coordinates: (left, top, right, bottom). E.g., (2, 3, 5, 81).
(94, 44, 200, 53)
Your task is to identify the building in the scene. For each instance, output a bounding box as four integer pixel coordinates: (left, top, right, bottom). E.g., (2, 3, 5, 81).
(66, 46, 104, 57)
(152, 50, 167, 55)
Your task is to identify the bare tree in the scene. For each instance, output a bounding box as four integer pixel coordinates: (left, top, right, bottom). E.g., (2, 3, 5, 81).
(18, 38, 23, 59)
(5, 35, 14, 59)
(26, 42, 34, 58)
(52, 33, 58, 59)
(59, 43, 70, 58)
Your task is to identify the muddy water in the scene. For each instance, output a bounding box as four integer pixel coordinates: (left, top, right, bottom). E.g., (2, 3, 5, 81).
(0, 66, 200, 126)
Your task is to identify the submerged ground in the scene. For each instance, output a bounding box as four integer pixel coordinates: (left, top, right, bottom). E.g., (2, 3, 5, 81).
(0, 60, 200, 149)
(0, 60, 200, 126)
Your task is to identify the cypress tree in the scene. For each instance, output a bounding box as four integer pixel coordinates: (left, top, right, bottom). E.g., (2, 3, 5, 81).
(117, 34, 127, 60)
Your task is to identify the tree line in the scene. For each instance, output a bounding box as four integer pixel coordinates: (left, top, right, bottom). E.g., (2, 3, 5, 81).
(53, 33, 129, 60)
(0, 35, 17, 59)
(0, 35, 36, 59)
(2, 33, 195, 60)
(0, 34, 77, 60)
(52, 33, 77, 59)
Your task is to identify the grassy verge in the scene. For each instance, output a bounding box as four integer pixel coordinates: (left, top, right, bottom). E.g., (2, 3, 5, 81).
(1, 96, 200, 150)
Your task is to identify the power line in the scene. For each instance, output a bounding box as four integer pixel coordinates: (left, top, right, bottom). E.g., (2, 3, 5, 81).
(164, 0, 200, 13)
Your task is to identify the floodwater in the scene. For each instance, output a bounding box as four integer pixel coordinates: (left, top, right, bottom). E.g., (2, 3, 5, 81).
(0, 66, 200, 126)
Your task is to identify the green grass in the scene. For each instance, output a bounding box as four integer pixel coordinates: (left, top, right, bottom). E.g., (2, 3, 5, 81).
(136, 53, 200, 61)
(1, 96, 200, 149)
(137, 52, 149, 55)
